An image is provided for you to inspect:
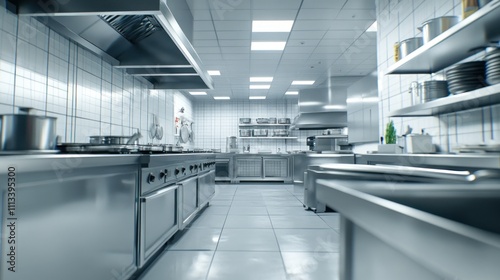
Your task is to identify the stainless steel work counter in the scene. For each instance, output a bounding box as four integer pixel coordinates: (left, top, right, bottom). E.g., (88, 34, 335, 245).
(215, 153, 293, 182)
(356, 153, 500, 170)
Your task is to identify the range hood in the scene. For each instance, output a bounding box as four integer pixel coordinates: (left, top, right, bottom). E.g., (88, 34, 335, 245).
(12, 0, 213, 89)
(291, 86, 348, 130)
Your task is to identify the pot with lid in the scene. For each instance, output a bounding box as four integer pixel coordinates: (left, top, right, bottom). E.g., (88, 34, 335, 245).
(0, 107, 57, 151)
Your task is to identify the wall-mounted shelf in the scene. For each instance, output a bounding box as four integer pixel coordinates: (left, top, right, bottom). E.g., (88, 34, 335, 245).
(239, 137, 297, 140)
(239, 124, 291, 127)
(388, 84, 500, 117)
(386, 0, 500, 75)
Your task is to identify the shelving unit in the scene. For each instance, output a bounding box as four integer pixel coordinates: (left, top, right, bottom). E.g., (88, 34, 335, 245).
(388, 84, 500, 117)
(238, 124, 291, 127)
(386, 0, 500, 75)
(238, 137, 297, 139)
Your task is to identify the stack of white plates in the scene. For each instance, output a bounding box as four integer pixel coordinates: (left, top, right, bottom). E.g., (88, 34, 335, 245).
(486, 49, 500, 85)
(446, 61, 486, 94)
(421, 81, 449, 102)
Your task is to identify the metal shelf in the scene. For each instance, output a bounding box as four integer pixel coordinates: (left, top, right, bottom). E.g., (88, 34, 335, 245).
(238, 124, 291, 127)
(386, 0, 500, 75)
(239, 137, 297, 139)
(388, 84, 500, 117)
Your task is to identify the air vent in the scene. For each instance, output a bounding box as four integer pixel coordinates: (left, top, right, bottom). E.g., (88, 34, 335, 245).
(100, 15, 159, 43)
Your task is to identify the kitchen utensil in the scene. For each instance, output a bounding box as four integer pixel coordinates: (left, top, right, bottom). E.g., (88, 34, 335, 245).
(0, 107, 57, 151)
(408, 81, 422, 105)
(419, 16, 459, 44)
(239, 129, 252, 137)
(446, 61, 486, 94)
(399, 37, 423, 59)
(421, 81, 449, 102)
(278, 118, 291, 124)
(273, 129, 289, 137)
(486, 48, 500, 85)
(405, 134, 435, 154)
(239, 118, 251, 124)
(252, 129, 268, 137)
(269, 117, 277, 124)
(179, 125, 190, 143)
(89, 129, 142, 145)
(149, 114, 164, 140)
(256, 118, 270, 124)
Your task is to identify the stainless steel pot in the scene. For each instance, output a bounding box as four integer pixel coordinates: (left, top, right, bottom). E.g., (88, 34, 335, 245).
(239, 129, 252, 137)
(89, 129, 142, 145)
(278, 118, 290, 124)
(399, 37, 423, 59)
(0, 108, 57, 151)
(419, 16, 459, 44)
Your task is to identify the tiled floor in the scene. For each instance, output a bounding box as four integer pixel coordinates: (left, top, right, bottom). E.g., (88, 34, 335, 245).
(138, 183, 340, 280)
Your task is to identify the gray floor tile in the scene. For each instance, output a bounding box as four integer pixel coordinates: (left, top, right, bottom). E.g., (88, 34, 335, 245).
(265, 200, 304, 207)
(207, 251, 286, 280)
(274, 229, 339, 252)
(320, 215, 340, 230)
(224, 215, 272, 229)
(270, 215, 330, 229)
(266, 206, 316, 216)
(187, 214, 227, 229)
(282, 252, 339, 280)
(217, 228, 279, 251)
(139, 251, 213, 280)
(228, 206, 268, 215)
(209, 200, 232, 206)
(201, 206, 230, 215)
(229, 200, 266, 206)
(212, 195, 234, 201)
(232, 196, 264, 201)
(169, 228, 221, 251)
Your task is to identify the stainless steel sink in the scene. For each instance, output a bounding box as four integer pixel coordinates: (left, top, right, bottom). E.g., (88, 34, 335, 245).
(311, 164, 500, 280)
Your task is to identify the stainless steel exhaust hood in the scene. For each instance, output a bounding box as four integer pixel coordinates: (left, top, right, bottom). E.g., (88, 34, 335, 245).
(291, 86, 348, 130)
(12, 0, 213, 89)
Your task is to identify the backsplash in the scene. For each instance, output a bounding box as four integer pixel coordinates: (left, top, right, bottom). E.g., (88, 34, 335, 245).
(0, 6, 185, 145)
(376, 0, 500, 152)
(193, 100, 322, 152)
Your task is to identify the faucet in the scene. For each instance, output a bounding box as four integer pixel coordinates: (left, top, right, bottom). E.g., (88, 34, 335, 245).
(126, 129, 142, 145)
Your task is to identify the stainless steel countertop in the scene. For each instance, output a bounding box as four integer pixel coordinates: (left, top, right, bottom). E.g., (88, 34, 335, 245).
(356, 153, 500, 170)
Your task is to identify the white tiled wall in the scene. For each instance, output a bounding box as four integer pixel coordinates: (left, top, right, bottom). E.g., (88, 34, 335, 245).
(0, 6, 182, 145)
(376, 0, 500, 152)
(193, 100, 322, 152)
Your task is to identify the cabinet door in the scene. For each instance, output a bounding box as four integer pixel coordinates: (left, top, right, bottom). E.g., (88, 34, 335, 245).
(263, 158, 289, 178)
(178, 176, 198, 227)
(235, 158, 262, 178)
(198, 170, 215, 207)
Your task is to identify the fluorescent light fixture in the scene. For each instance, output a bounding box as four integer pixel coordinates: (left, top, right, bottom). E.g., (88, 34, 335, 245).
(207, 70, 221, 76)
(249, 84, 271, 89)
(189, 91, 207, 96)
(213, 96, 230, 100)
(252, 20, 294, 32)
(366, 21, 377, 32)
(249, 96, 266, 100)
(285, 91, 299, 95)
(250, 77, 273, 82)
(291, 80, 315, 85)
(251, 41, 286, 51)
(323, 105, 347, 110)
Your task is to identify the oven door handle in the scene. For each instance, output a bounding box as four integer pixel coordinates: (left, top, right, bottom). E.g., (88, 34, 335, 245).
(141, 185, 178, 202)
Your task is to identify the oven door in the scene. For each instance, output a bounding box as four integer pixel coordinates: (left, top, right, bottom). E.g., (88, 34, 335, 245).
(198, 170, 215, 208)
(178, 176, 199, 230)
(138, 184, 178, 267)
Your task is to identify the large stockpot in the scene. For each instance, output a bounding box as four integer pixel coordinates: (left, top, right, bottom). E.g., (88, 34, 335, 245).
(399, 37, 423, 59)
(419, 16, 459, 44)
(0, 108, 57, 151)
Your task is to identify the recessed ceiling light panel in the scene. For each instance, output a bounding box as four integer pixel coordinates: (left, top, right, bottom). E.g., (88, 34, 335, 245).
(285, 91, 299, 95)
(208, 70, 221, 76)
(213, 96, 230, 100)
(251, 41, 286, 51)
(252, 20, 294, 32)
(366, 21, 377, 32)
(189, 91, 207, 95)
(250, 77, 273, 82)
(249, 96, 266, 100)
(249, 85, 271, 89)
(291, 80, 315, 85)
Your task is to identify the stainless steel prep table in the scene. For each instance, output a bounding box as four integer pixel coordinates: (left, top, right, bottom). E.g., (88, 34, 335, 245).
(0, 154, 142, 280)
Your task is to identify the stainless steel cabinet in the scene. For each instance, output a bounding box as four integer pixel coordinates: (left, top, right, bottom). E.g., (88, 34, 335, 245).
(198, 170, 215, 208)
(215, 157, 232, 181)
(138, 185, 178, 267)
(233, 155, 292, 182)
(263, 157, 289, 178)
(235, 157, 263, 179)
(178, 176, 198, 230)
(347, 74, 379, 143)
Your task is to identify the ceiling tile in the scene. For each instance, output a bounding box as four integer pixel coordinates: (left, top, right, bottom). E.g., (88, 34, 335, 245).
(309, 53, 342, 60)
(213, 21, 251, 31)
(217, 31, 251, 40)
(193, 31, 217, 40)
(195, 47, 221, 54)
(251, 9, 298, 20)
(220, 46, 250, 53)
(186, 0, 210, 10)
(288, 31, 327, 40)
(194, 21, 215, 31)
(293, 20, 333, 31)
(323, 30, 363, 39)
(283, 46, 316, 54)
(336, 9, 376, 20)
(328, 19, 373, 30)
(343, 0, 376, 9)
(301, 0, 348, 9)
(317, 39, 354, 46)
(297, 9, 340, 20)
(210, 10, 252, 21)
(218, 40, 251, 47)
(287, 39, 321, 47)
(313, 46, 344, 54)
(251, 0, 302, 9)
(199, 53, 223, 60)
(190, 9, 212, 20)
(222, 53, 250, 60)
(193, 40, 219, 47)
(281, 53, 311, 60)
